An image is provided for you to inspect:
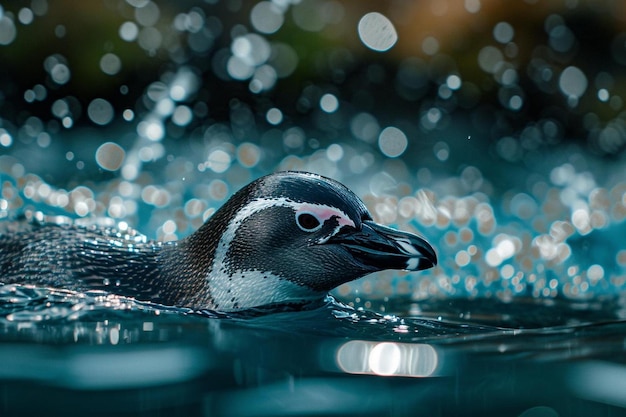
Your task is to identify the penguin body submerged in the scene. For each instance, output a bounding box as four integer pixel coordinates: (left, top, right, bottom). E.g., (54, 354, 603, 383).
(0, 172, 437, 311)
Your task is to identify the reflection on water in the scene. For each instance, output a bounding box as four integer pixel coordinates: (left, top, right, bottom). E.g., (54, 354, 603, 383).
(0, 286, 624, 416)
(336, 340, 440, 377)
(1, 0, 626, 415)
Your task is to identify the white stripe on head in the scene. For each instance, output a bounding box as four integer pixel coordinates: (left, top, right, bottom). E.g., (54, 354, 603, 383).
(207, 197, 354, 310)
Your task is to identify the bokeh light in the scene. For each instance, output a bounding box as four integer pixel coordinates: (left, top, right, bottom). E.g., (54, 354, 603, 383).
(0, 0, 625, 308)
(358, 12, 398, 52)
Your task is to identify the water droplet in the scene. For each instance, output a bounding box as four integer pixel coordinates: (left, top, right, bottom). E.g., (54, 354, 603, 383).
(266, 108, 283, 125)
(100, 53, 121, 75)
(378, 126, 408, 158)
(87, 98, 114, 125)
(250, 1, 284, 34)
(493, 22, 514, 44)
(559, 66, 587, 100)
(0, 16, 17, 46)
(358, 12, 397, 52)
(320, 93, 339, 113)
(119, 21, 138, 41)
(95, 142, 125, 171)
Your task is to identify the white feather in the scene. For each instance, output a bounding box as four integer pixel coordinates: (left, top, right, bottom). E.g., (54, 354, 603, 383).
(207, 197, 352, 310)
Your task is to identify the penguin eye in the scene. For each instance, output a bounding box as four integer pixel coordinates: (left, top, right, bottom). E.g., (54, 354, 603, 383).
(296, 212, 322, 232)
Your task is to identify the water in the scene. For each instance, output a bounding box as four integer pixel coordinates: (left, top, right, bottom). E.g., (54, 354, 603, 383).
(0, 285, 624, 416)
(1, 0, 626, 416)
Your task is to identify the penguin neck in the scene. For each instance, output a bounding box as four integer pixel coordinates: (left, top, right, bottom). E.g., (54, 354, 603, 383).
(174, 198, 324, 312)
(157, 207, 232, 309)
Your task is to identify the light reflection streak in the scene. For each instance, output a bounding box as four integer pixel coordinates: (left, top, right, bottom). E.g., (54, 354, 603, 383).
(568, 361, 626, 408)
(0, 343, 209, 389)
(336, 340, 439, 377)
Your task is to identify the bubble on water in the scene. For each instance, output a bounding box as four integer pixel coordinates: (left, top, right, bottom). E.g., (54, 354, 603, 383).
(24, 90, 36, 103)
(27, 84, 47, 102)
(227, 56, 254, 80)
(559, 66, 587, 101)
(37, 132, 51, 148)
(464, 0, 481, 13)
(44, 55, 72, 85)
(421, 107, 443, 130)
(0, 15, 16, 45)
(126, 0, 149, 7)
(455, 250, 471, 267)
(498, 67, 518, 86)
(141, 185, 171, 207)
(510, 193, 538, 220)
(174, 9, 205, 33)
(138, 143, 164, 162)
(351, 112, 380, 143)
(237, 142, 261, 168)
(31, 0, 48, 16)
(250, 1, 284, 34)
(378, 126, 408, 158)
(100, 53, 121, 75)
(358, 12, 397, 52)
(249, 64, 277, 93)
(266, 108, 283, 125)
(572, 208, 592, 235)
(18, 8, 34, 25)
(232, 33, 271, 66)
(209, 179, 229, 201)
(146, 81, 168, 101)
(51, 99, 69, 118)
(320, 93, 339, 113)
(478, 46, 503, 74)
(269, 43, 298, 78)
(54, 24, 65, 38)
(493, 22, 514, 44)
(119, 21, 139, 41)
(169, 68, 199, 101)
(155, 98, 174, 117)
(134, 1, 160, 27)
(87, 98, 114, 125)
(137, 119, 164, 141)
(172, 105, 192, 126)
(596, 123, 626, 153)
(422, 36, 439, 56)
(549, 24, 575, 53)
(434, 141, 449, 161)
(22, 116, 43, 139)
(138, 26, 162, 52)
(184, 198, 206, 218)
(499, 86, 524, 111)
(0, 129, 12, 147)
(205, 149, 231, 173)
(95, 142, 125, 171)
(326, 144, 343, 162)
(228, 34, 273, 83)
(283, 127, 305, 150)
(51, 63, 70, 84)
(446, 75, 462, 90)
(292, 0, 343, 32)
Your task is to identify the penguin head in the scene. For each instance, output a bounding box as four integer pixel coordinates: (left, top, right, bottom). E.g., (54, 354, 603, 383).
(188, 171, 437, 311)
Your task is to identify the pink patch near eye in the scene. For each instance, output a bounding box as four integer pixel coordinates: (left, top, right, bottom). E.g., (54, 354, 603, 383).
(297, 203, 355, 228)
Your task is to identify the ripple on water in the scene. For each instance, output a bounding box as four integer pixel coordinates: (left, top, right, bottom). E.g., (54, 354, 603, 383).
(0, 284, 502, 344)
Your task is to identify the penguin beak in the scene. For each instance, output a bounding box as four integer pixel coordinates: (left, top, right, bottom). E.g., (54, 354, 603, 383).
(331, 220, 437, 272)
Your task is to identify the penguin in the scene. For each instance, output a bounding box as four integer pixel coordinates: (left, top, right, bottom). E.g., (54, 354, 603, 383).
(0, 171, 436, 311)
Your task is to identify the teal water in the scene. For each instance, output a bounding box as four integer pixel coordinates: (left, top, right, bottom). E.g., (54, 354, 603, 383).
(0, 284, 624, 416)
